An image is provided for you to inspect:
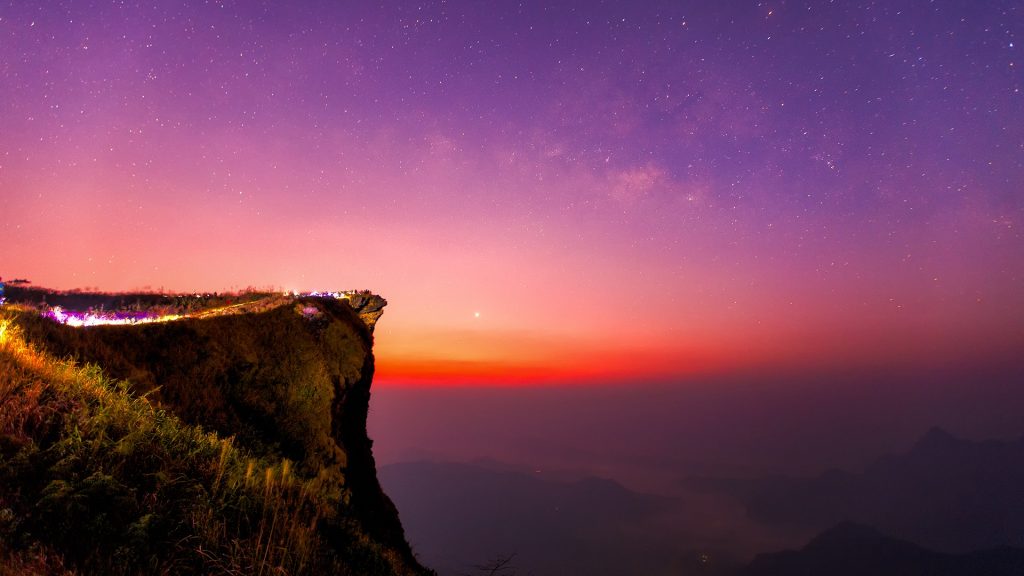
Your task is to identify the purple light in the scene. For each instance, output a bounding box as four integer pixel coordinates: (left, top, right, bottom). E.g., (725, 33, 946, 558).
(37, 291, 355, 328)
(42, 307, 180, 327)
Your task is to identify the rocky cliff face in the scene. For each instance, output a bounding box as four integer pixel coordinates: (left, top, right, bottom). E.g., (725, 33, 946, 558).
(0, 289, 430, 575)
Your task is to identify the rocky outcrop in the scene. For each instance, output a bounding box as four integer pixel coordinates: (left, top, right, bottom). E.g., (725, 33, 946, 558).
(2, 289, 428, 575)
(344, 292, 388, 332)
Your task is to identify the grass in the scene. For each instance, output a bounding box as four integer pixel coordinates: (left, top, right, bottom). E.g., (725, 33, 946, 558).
(0, 302, 429, 576)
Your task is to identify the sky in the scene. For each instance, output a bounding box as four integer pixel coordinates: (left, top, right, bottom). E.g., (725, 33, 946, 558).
(1, 0, 1022, 385)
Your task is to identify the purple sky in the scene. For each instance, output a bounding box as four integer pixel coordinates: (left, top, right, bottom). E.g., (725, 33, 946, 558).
(2, 1, 1022, 382)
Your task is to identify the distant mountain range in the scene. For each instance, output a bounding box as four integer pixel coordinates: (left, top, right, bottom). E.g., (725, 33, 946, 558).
(742, 521, 1024, 576)
(380, 460, 739, 576)
(688, 427, 1024, 553)
(382, 427, 1024, 575)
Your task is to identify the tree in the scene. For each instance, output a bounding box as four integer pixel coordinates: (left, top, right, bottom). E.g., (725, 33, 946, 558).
(463, 553, 519, 576)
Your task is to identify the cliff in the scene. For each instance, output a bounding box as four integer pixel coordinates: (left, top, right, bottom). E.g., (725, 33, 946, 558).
(0, 287, 431, 575)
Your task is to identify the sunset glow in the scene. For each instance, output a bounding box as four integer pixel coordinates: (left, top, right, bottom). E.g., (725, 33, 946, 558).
(2, 1, 1021, 385)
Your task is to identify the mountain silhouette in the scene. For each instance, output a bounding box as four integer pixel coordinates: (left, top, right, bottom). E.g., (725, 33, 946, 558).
(690, 427, 1024, 552)
(380, 460, 738, 576)
(742, 521, 1024, 576)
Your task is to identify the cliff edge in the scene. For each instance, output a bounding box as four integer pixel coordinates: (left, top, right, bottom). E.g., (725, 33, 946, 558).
(0, 287, 431, 575)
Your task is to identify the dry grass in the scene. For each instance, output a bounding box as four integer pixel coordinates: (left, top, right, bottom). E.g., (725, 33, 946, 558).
(0, 311, 418, 575)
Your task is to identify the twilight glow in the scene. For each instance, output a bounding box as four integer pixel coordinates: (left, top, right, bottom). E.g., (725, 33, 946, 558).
(1, 1, 1022, 384)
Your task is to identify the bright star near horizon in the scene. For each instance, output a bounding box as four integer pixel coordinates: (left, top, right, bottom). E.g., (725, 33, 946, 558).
(0, 0, 1020, 382)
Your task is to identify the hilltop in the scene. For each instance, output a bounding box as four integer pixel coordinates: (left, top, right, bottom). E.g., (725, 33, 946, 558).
(742, 522, 1024, 576)
(687, 426, 1024, 554)
(0, 286, 430, 575)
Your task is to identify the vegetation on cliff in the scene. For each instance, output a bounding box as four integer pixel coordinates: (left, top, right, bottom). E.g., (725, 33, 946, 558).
(0, 291, 429, 576)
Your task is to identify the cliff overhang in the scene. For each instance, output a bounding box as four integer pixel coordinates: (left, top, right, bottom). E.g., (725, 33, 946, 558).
(0, 286, 429, 575)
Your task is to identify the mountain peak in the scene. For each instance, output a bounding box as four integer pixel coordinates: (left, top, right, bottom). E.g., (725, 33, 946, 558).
(807, 521, 888, 550)
(913, 426, 959, 451)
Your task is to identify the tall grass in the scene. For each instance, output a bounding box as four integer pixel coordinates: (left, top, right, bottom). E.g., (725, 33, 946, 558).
(0, 311, 416, 575)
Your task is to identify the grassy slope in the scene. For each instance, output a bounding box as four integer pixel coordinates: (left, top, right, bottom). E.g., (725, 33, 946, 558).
(0, 299, 429, 576)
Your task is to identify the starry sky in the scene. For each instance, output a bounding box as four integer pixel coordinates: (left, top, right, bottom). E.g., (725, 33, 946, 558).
(2, 0, 1022, 384)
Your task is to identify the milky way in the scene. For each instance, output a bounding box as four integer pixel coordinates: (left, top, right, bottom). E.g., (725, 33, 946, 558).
(2, 1, 1021, 382)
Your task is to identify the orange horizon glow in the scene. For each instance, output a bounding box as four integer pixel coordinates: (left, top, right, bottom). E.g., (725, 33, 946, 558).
(3, 1, 1022, 389)
(6, 276, 1022, 387)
